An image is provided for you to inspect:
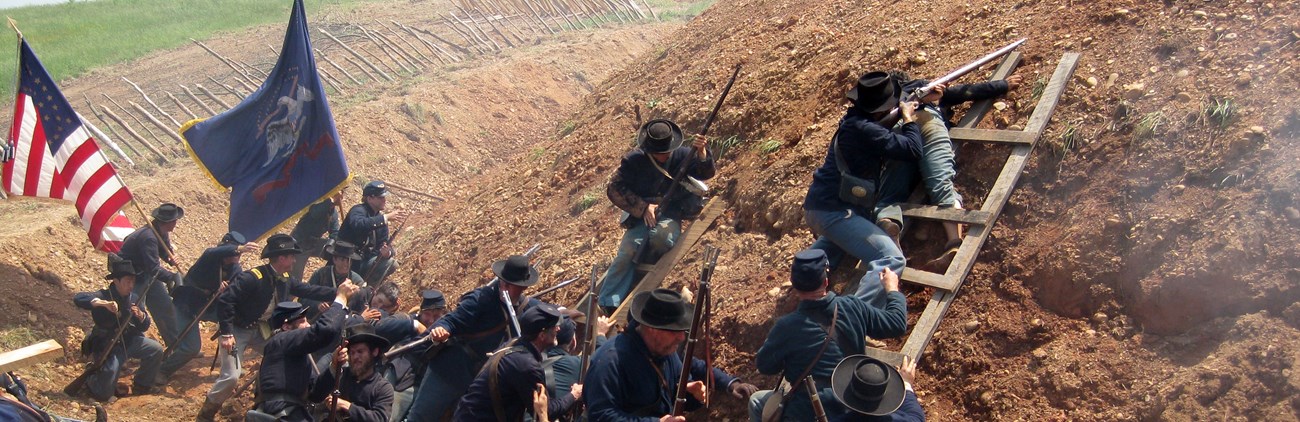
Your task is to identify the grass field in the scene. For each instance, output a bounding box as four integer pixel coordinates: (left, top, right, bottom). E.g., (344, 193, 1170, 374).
(0, 0, 376, 99)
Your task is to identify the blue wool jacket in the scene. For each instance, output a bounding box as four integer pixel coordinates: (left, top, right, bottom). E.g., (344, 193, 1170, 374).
(433, 282, 540, 357)
(755, 291, 909, 421)
(585, 325, 737, 421)
(803, 109, 923, 215)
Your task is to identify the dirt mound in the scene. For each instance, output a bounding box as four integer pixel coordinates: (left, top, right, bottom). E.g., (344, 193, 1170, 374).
(391, 0, 1300, 419)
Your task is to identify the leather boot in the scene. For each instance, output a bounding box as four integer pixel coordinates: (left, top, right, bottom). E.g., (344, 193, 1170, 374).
(195, 399, 220, 422)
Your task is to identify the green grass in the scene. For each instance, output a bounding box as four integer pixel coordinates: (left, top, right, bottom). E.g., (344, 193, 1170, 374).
(1132, 111, 1165, 148)
(0, 0, 379, 99)
(1203, 96, 1236, 130)
(755, 138, 782, 155)
(0, 326, 39, 351)
(652, 0, 717, 20)
(571, 190, 600, 214)
(708, 134, 742, 159)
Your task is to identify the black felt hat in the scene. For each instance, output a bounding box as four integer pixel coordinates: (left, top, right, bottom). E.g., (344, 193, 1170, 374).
(628, 288, 694, 332)
(261, 233, 302, 259)
(520, 303, 563, 337)
(151, 203, 185, 222)
(791, 249, 830, 292)
(845, 71, 902, 114)
(831, 355, 906, 416)
(270, 301, 310, 327)
(326, 240, 363, 261)
(492, 255, 540, 287)
(636, 119, 684, 154)
(104, 253, 136, 280)
(420, 290, 447, 310)
(345, 322, 391, 353)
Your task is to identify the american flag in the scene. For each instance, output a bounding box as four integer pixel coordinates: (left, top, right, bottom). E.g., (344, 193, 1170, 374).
(1, 39, 134, 252)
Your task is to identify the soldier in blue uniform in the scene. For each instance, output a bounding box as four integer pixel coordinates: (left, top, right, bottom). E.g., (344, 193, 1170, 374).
(405, 255, 543, 421)
(251, 285, 356, 421)
(118, 203, 184, 354)
(383, 290, 447, 422)
(72, 255, 162, 402)
(290, 189, 344, 281)
(828, 355, 925, 422)
(196, 234, 340, 422)
(453, 303, 580, 421)
(748, 249, 908, 421)
(541, 313, 611, 421)
(339, 181, 406, 285)
(311, 323, 395, 422)
(584, 289, 758, 421)
(301, 240, 366, 319)
(159, 231, 254, 385)
(599, 120, 716, 311)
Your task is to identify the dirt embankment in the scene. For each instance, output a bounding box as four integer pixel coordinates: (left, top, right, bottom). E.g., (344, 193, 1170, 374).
(0, 1, 675, 417)
(392, 0, 1300, 420)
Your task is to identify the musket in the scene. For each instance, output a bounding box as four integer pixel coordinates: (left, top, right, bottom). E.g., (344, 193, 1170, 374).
(362, 215, 409, 283)
(881, 38, 1026, 122)
(805, 375, 828, 422)
(528, 276, 581, 300)
(671, 245, 720, 416)
(388, 244, 542, 357)
(163, 266, 231, 359)
(566, 263, 604, 421)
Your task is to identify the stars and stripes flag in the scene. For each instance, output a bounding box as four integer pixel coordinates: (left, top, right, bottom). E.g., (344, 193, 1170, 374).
(1, 38, 134, 252)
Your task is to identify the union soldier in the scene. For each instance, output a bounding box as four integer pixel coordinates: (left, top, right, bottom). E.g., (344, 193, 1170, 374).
(310, 323, 396, 422)
(540, 313, 612, 420)
(748, 249, 908, 421)
(301, 240, 366, 319)
(383, 289, 447, 422)
(118, 203, 184, 351)
(290, 189, 344, 281)
(158, 231, 255, 384)
(453, 303, 581, 421)
(251, 285, 356, 421)
(72, 254, 162, 402)
(196, 234, 339, 422)
(405, 255, 544, 421)
(584, 289, 758, 421)
(339, 181, 406, 285)
(802, 72, 918, 301)
(828, 355, 924, 422)
(600, 120, 716, 312)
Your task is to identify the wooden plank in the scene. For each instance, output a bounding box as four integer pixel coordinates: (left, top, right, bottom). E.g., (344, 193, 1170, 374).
(900, 290, 953, 361)
(900, 267, 955, 291)
(863, 347, 905, 367)
(1024, 53, 1083, 136)
(899, 203, 992, 226)
(949, 127, 1038, 145)
(955, 52, 1022, 128)
(611, 199, 726, 324)
(0, 340, 63, 373)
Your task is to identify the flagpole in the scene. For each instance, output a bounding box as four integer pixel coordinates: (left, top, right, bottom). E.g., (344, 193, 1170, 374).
(2, 17, 20, 201)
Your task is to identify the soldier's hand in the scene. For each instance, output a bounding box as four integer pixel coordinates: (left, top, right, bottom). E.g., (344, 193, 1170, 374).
(331, 343, 347, 374)
(642, 204, 659, 227)
(318, 303, 331, 315)
(686, 380, 707, 403)
(659, 415, 686, 422)
(332, 397, 352, 413)
(219, 335, 235, 351)
(899, 355, 918, 387)
(533, 384, 549, 422)
(92, 299, 119, 314)
(237, 244, 261, 255)
(729, 381, 759, 399)
(1005, 74, 1023, 91)
(336, 281, 359, 300)
(569, 383, 584, 400)
(596, 316, 613, 336)
(880, 267, 900, 293)
(691, 134, 708, 158)
(921, 83, 946, 105)
(219, 281, 230, 293)
(379, 243, 394, 259)
(130, 305, 145, 321)
(429, 326, 451, 343)
(361, 307, 382, 322)
(899, 101, 919, 123)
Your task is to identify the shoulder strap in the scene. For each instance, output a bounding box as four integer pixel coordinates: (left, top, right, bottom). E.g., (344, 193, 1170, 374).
(779, 303, 839, 405)
(646, 154, 674, 180)
(486, 345, 527, 422)
(541, 355, 564, 391)
(832, 131, 882, 179)
(250, 268, 264, 280)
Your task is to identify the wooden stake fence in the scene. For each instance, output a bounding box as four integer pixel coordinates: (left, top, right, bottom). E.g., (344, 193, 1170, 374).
(180, 85, 220, 115)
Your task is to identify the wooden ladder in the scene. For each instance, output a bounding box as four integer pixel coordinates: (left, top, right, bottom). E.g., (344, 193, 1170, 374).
(863, 52, 1081, 366)
(605, 198, 728, 324)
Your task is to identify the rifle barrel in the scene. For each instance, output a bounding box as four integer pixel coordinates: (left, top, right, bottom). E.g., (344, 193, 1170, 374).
(884, 38, 1027, 121)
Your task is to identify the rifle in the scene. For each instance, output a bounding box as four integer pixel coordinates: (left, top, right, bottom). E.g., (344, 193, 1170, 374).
(671, 245, 720, 416)
(805, 376, 828, 422)
(632, 65, 741, 264)
(528, 277, 581, 300)
(362, 215, 409, 284)
(64, 277, 159, 396)
(163, 266, 230, 359)
(880, 38, 1026, 122)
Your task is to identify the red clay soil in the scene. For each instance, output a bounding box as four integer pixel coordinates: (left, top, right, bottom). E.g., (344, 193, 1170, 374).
(1, 0, 1299, 420)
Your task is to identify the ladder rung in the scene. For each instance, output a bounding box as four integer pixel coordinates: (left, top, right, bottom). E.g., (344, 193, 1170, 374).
(863, 347, 905, 367)
(900, 204, 992, 225)
(900, 268, 956, 291)
(949, 127, 1038, 145)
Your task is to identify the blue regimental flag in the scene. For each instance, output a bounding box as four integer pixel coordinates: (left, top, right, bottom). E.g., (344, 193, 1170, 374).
(181, 0, 348, 241)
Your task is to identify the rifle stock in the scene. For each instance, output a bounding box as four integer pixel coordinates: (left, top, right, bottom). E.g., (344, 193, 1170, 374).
(881, 38, 1026, 122)
(64, 277, 160, 396)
